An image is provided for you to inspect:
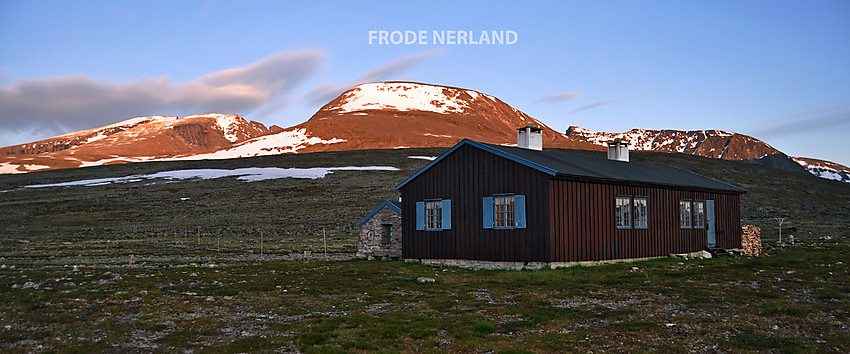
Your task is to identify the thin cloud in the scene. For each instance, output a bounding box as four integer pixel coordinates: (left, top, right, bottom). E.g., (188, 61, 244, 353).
(567, 98, 622, 114)
(304, 49, 445, 106)
(747, 104, 850, 137)
(537, 92, 583, 103)
(0, 49, 326, 139)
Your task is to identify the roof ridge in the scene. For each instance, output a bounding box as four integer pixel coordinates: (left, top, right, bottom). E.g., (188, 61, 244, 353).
(396, 139, 746, 193)
(664, 164, 746, 192)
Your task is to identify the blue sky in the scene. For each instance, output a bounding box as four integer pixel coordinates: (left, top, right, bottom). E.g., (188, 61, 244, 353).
(1, 0, 849, 166)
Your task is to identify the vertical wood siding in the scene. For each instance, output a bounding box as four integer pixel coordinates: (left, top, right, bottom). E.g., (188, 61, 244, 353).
(548, 179, 742, 262)
(400, 144, 551, 261)
(400, 144, 743, 262)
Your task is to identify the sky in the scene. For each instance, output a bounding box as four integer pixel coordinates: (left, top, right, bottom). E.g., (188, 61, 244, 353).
(1, 0, 849, 166)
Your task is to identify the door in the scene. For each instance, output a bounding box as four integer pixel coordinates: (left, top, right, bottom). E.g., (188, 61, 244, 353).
(706, 200, 716, 246)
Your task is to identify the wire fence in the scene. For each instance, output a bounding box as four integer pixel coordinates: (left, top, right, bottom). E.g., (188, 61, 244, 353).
(741, 218, 791, 243)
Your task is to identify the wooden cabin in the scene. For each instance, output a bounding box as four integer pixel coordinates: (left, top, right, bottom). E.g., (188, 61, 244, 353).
(395, 127, 745, 265)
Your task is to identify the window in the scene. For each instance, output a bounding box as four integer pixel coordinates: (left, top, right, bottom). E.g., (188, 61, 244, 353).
(633, 197, 648, 229)
(382, 224, 392, 244)
(483, 194, 526, 229)
(693, 200, 706, 229)
(680, 199, 692, 228)
(494, 195, 516, 228)
(425, 200, 442, 230)
(415, 199, 451, 231)
(615, 196, 632, 229)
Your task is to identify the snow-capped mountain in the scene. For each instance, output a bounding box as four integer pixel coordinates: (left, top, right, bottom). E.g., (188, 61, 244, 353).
(0, 113, 273, 173)
(0, 82, 596, 172)
(291, 81, 597, 152)
(791, 157, 850, 183)
(176, 82, 598, 161)
(564, 126, 780, 160)
(1, 81, 847, 184)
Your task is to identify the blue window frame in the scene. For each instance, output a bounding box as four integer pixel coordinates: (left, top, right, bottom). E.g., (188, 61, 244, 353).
(415, 199, 451, 231)
(483, 194, 526, 229)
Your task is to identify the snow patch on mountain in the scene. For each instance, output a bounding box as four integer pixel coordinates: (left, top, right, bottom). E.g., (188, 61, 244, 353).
(333, 82, 471, 114)
(60, 116, 179, 139)
(177, 128, 346, 160)
(792, 157, 850, 183)
(78, 156, 158, 168)
(0, 163, 50, 174)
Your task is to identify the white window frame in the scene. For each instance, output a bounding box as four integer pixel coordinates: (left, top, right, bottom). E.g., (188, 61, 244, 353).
(693, 200, 706, 229)
(680, 199, 692, 229)
(616, 195, 632, 229)
(634, 196, 649, 229)
(425, 200, 442, 231)
(493, 195, 517, 229)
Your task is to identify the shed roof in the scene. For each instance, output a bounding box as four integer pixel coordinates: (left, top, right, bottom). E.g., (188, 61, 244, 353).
(396, 139, 746, 193)
(356, 200, 402, 227)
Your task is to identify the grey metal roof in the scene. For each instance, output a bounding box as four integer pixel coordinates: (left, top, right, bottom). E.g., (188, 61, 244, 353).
(396, 139, 745, 193)
(484, 142, 746, 193)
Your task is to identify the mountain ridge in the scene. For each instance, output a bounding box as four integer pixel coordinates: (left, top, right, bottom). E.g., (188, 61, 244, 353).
(1, 81, 847, 183)
(0, 113, 273, 173)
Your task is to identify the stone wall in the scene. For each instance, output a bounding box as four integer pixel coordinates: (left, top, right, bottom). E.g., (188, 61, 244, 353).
(357, 206, 402, 260)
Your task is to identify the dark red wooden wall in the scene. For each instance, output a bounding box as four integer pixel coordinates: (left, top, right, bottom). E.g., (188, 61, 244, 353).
(400, 144, 743, 262)
(400, 144, 551, 262)
(548, 179, 742, 262)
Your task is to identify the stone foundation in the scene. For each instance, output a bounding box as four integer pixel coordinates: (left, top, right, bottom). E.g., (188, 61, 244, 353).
(410, 256, 666, 270)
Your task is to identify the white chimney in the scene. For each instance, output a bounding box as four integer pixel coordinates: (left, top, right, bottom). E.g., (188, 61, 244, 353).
(517, 124, 543, 151)
(607, 139, 629, 162)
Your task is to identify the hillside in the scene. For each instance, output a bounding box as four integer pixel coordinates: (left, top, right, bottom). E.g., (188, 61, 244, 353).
(1, 146, 847, 259)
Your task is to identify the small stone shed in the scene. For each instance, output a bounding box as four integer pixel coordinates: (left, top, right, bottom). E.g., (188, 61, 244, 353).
(356, 200, 402, 260)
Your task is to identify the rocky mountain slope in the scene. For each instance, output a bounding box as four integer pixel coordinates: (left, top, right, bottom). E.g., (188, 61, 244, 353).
(563, 126, 850, 183)
(564, 126, 781, 161)
(792, 157, 850, 183)
(0, 114, 273, 173)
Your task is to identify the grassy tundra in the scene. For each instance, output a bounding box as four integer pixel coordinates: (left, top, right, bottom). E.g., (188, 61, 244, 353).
(1, 148, 848, 352)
